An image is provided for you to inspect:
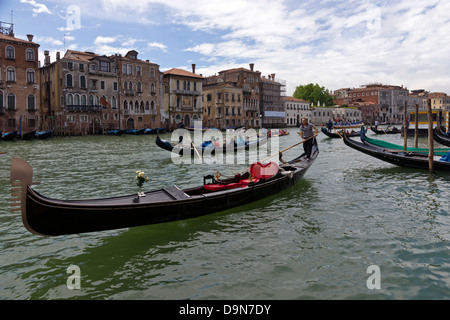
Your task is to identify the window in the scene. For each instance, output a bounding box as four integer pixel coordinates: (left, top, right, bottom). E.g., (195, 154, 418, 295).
(113, 82, 118, 91)
(27, 94, 36, 111)
(67, 94, 73, 105)
(6, 46, 14, 59)
(80, 75, 86, 88)
(99, 61, 110, 72)
(7, 93, 15, 110)
(79, 63, 84, 71)
(26, 49, 35, 61)
(136, 66, 141, 76)
(66, 74, 73, 87)
(6, 67, 15, 82)
(68, 62, 73, 70)
(81, 95, 87, 106)
(100, 81, 105, 90)
(27, 69, 35, 84)
(0, 91, 3, 110)
(127, 65, 132, 75)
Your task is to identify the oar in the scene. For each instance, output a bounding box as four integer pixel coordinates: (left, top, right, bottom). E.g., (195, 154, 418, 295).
(236, 136, 315, 175)
(187, 134, 202, 161)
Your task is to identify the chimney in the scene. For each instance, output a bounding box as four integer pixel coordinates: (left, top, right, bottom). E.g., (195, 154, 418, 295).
(27, 34, 34, 42)
(44, 50, 50, 66)
(192, 64, 196, 74)
(249, 63, 254, 71)
(271, 73, 276, 81)
(56, 52, 60, 61)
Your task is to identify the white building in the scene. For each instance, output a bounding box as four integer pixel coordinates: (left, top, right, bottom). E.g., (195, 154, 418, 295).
(285, 96, 311, 126)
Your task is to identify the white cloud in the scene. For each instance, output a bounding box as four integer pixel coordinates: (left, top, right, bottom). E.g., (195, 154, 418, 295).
(147, 42, 168, 52)
(20, 0, 51, 16)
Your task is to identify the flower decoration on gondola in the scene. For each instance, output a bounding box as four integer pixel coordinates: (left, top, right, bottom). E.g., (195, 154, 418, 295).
(215, 170, 221, 181)
(135, 170, 149, 197)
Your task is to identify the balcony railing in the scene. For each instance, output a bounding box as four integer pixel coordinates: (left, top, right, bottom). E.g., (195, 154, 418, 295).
(66, 105, 102, 112)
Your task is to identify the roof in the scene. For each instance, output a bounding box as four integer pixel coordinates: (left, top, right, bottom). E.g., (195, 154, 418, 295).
(0, 33, 39, 46)
(286, 96, 308, 103)
(64, 50, 99, 62)
(163, 68, 203, 79)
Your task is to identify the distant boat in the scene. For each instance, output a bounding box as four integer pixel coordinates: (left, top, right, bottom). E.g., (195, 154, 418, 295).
(321, 127, 359, 139)
(105, 129, 126, 136)
(1, 131, 18, 141)
(370, 126, 401, 135)
(125, 128, 146, 135)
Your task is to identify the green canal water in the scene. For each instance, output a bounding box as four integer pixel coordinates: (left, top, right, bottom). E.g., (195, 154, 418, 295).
(1, 128, 450, 300)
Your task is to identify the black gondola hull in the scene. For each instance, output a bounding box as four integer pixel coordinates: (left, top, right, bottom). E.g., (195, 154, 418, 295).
(343, 132, 450, 171)
(433, 127, 450, 147)
(16, 143, 317, 236)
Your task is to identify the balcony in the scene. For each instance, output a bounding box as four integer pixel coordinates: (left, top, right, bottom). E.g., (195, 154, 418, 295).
(124, 89, 135, 96)
(173, 89, 201, 96)
(66, 105, 102, 112)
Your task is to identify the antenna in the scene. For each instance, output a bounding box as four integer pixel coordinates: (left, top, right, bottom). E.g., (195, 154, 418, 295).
(10, 10, 14, 24)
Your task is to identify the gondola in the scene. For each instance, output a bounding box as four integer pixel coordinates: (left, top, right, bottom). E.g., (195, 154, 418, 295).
(21, 131, 37, 140)
(125, 128, 146, 135)
(342, 131, 450, 171)
(361, 128, 450, 156)
(370, 126, 401, 135)
(144, 128, 167, 135)
(9, 141, 318, 236)
(35, 130, 53, 140)
(321, 127, 359, 138)
(155, 135, 267, 156)
(105, 129, 126, 136)
(433, 126, 450, 147)
(1, 131, 18, 141)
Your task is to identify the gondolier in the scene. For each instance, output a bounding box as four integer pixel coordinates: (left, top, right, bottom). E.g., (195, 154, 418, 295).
(299, 118, 319, 160)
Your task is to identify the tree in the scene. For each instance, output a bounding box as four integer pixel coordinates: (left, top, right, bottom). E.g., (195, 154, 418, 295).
(293, 83, 334, 106)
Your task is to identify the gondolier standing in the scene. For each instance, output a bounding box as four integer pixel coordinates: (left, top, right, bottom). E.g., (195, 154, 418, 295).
(300, 118, 319, 160)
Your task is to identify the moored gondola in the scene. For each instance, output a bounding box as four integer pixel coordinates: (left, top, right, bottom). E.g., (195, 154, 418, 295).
(342, 131, 450, 171)
(433, 126, 450, 147)
(10, 141, 318, 236)
(155, 135, 267, 156)
(35, 130, 53, 139)
(2, 131, 18, 141)
(361, 128, 450, 156)
(21, 131, 37, 140)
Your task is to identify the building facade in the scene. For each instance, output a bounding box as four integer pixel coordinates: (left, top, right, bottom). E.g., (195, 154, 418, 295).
(115, 50, 162, 130)
(204, 64, 261, 129)
(285, 96, 310, 126)
(202, 83, 243, 129)
(162, 65, 203, 130)
(260, 74, 286, 128)
(0, 25, 40, 135)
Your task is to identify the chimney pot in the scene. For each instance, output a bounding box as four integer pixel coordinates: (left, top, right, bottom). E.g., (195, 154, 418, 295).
(249, 63, 254, 71)
(27, 34, 34, 42)
(192, 64, 196, 74)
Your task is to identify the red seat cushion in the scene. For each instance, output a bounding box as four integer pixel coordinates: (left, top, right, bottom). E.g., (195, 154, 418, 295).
(224, 183, 243, 190)
(204, 184, 226, 192)
(239, 178, 260, 185)
(250, 161, 279, 179)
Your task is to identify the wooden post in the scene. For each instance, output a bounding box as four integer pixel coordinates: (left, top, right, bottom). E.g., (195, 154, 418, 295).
(427, 100, 434, 174)
(403, 101, 408, 151)
(414, 104, 419, 148)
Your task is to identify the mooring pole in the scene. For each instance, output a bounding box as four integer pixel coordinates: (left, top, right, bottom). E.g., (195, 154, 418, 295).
(427, 100, 434, 174)
(404, 101, 408, 151)
(414, 104, 419, 148)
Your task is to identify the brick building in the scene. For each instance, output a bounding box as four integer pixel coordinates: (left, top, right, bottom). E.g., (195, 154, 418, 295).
(260, 74, 286, 128)
(0, 23, 40, 135)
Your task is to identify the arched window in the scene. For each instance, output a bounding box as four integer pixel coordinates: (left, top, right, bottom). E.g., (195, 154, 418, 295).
(0, 91, 3, 110)
(66, 74, 73, 87)
(112, 96, 117, 109)
(134, 101, 139, 113)
(151, 83, 155, 93)
(81, 94, 87, 106)
(26, 48, 35, 61)
(67, 94, 73, 106)
(74, 94, 80, 105)
(26, 69, 35, 84)
(89, 95, 94, 106)
(27, 94, 36, 111)
(137, 82, 142, 93)
(140, 101, 144, 113)
(80, 75, 86, 88)
(123, 100, 128, 110)
(6, 67, 15, 82)
(6, 45, 14, 59)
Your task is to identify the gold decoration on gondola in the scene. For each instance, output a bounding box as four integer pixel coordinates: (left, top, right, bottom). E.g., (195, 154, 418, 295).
(215, 171, 221, 181)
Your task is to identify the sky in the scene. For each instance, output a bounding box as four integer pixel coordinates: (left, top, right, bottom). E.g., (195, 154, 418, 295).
(1, 0, 450, 95)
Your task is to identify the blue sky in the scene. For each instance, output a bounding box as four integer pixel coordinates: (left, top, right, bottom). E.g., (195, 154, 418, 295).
(2, 0, 450, 95)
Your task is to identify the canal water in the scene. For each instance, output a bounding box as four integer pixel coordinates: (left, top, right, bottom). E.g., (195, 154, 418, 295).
(1, 127, 450, 300)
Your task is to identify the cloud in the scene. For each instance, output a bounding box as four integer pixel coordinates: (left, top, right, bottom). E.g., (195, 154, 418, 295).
(20, 0, 51, 16)
(147, 42, 168, 52)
